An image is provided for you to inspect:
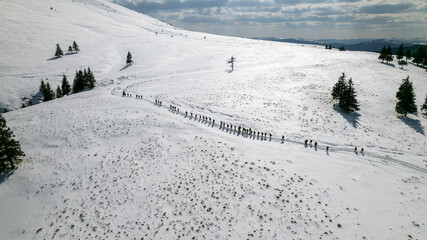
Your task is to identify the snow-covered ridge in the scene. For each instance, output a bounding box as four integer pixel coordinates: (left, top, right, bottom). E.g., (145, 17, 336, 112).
(0, 0, 426, 239)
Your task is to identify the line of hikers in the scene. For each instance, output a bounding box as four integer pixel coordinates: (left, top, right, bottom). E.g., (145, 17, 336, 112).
(169, 105, 179, 114)
(218, 122, 272, 141)
(122, 90, 132, 98)
(154, 99, 162, 107)
(123, 90, 142, 99)
(304, 139, 326, 153)
(185, 111, 215, 126)
(122, 91, 365, 155)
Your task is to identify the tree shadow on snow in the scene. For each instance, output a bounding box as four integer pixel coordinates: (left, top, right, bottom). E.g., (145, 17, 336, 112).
(398, 116, 425, 136)
(46, 56, 59, 61)
(333, 104, 360, 128)
(120, 65, 129, 71)
(0, 168, 16, 184)
(381, 62, 395, 68)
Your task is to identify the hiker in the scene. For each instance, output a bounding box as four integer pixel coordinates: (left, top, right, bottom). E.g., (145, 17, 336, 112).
(123, 90, 126, 97)
(360, 148, 364, 155)
(326, 146, 329, 153)
(314, 142, 318, 149)
(270, 133, 272, 140)
(309, 140, 312, 145)
(185, 111, 187, 117)
(354, 147, 357, 152)
(304, 139, 308, 146)
(282, 135, 284, 142)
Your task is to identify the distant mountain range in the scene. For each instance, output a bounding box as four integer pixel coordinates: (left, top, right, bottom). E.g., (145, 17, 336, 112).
(252, 37, 427, 53)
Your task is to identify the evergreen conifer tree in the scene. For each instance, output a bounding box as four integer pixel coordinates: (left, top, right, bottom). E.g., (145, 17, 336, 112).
(56, 86, 63, 98)
(55, 43, 63, 58)
(339, 78, 360, 112)
(398, 59, 407, 69)
(73, 70, 85, 93)
(61, 74, 71, 95)
(39, 79, 46, 93)
(421, 95, 427, 114)
(413, 45, 426, 66)
(378, 46, 386, 63)
(72, 41, 80, 53)
(385, 46, 394, 63)
(331, 73, 347, 100)
(87, 67, 96, 89)
(396, 44, 404, 61)
(0, 115, 25, 173)
(83, 68, 88, 86)
(43, 82, 55, 101)
(395, 76, 417, 117)
(126, 51, 133, 65)
(405, 49, 411, 61)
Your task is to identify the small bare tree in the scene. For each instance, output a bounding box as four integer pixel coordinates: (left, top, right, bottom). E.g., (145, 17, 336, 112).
(227, 56, 235, 71)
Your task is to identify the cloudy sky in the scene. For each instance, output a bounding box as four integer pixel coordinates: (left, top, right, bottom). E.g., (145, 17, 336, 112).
(112, 0, 427, 40)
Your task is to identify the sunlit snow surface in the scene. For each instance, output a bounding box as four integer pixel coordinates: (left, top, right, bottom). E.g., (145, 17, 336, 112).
(0, 0, 426, 239)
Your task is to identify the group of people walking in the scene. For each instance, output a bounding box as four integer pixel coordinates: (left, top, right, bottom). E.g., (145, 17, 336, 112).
(218, 122, 272, 141)
(122, 90, 142, 99)
(186, 111, 215, 126)
(154, 99, 162, 107)
(169, 105, 179, 114)
(122, 90, 366, 156)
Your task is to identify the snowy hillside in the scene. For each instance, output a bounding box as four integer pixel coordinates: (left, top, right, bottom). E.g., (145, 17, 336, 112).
(1, 0, 427, 239)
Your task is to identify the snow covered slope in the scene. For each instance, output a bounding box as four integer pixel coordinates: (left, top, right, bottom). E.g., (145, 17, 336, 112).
(1, 0, 426, 239)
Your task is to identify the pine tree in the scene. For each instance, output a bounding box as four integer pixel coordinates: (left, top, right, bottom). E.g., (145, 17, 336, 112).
(43, 82, 55, 101)
(395, 76, 417, 117)
(55, 43, 63, 58)
(126, 51, 133, 65)
(378, 46, 386, 63)
(61, 74, 71, 95)
(73, 70, 85, 93)
(396, 44, 404, 61)
(0, 115, 25, 174)
(68, 45, 73, 54)
(332, 73, 347, 100)
(39, 79, 46, 92)
(405, 49, 411, 61)
(227, 56, 235, 71)
(72, 41, 80, 53)
(83, 68, 88, 87)
(56, 86, 63, 98)
(385, 45, 394, 63)
(339, 78, 360, 112)
(421, 95, 427, 114)
(87, 67, 96, 89)
(398, 59, 407, 69)
(413, 45, 426, 66)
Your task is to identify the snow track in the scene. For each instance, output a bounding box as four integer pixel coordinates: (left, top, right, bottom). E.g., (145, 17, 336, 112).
(118, 90, 427, 175)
